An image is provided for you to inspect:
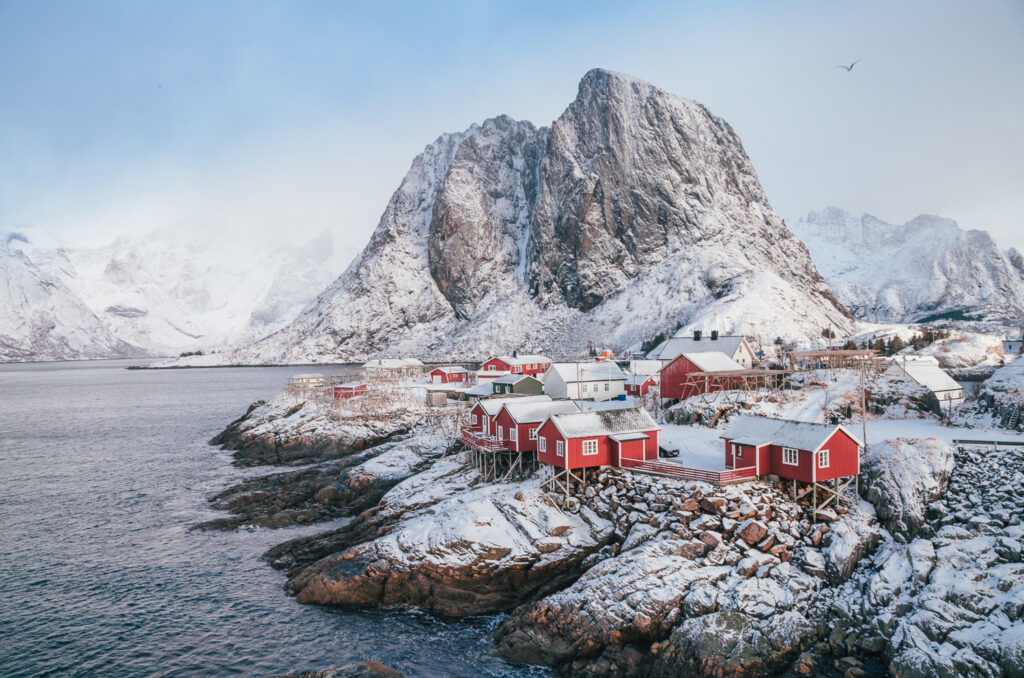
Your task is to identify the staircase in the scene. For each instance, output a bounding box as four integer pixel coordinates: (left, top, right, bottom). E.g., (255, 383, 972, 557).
(1007, 403, 1023, 430)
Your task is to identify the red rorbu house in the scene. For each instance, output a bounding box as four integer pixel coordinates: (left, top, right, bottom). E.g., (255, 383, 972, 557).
(480, 354, 553, 377)
(429, 366, 470, 385)
(465, 395, 551, 439)
(494, 400, 581, 453)
(659, 351, 744, 401)
(536, 407, 660, 492)
(624, 374, 657, 397)
(333, 382, 367, 399)
(720, 415, 862, 512)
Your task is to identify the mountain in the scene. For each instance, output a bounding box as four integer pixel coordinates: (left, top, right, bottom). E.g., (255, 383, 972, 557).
(5, 227, 353, 360)
(792, 207, 1024, 324)
(0, 234, 143, 361)
(223, 69, 852, 364)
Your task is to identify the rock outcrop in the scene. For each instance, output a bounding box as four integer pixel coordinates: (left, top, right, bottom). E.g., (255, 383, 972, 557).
(858, 438, 955, 540)
(218, 69, 851, 365)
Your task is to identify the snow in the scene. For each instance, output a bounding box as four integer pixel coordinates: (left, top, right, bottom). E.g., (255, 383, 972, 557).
(682, 351, 744, 372)
(547, 362, 626, 383)
(549, 407, 658, 438)
(658, 425, 727, 470)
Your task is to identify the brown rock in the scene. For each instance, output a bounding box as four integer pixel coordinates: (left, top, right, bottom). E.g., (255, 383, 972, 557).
(735, 519, 768, 546)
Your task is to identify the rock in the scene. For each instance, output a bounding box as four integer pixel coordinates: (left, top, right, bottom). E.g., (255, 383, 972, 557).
(795, 548, 827, 579)
(736, 519, 769, 546)
(621, 523, 659, 552)
(700, 497, 728, 515)
(698, 530, 722, 548)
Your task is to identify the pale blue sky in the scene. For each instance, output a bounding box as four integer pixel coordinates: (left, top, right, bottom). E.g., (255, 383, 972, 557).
(2, 0, 1022, 251)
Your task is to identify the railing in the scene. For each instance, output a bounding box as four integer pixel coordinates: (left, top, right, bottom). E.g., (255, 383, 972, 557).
(618, 458, 757, 484)
(458, 427, 507, 452)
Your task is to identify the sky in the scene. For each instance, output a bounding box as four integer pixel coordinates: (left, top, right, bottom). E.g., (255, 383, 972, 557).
(1, 0, 1022, 253)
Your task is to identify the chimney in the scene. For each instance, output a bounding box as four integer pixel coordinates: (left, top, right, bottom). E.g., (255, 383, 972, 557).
(711, 330, 719, 341)
(513, 350, 518, 358)
(694, 330, 702, 341)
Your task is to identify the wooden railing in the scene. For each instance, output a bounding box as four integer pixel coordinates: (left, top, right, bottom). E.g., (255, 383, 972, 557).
(458, 427, 507, 452)
(618, 458, 757, 484)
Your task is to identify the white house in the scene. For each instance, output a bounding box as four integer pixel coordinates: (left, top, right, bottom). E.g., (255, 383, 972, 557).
(627, 360, 663, 379)
(543, 362, 627, 401)
(885, 355, 963, 410)
(649, 330, 757, 368)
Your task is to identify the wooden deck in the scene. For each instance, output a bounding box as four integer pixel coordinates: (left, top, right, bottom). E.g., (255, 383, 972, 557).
(619, 458, 757, 485)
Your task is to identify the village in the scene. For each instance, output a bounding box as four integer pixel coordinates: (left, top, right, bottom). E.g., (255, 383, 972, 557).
(275, 326, 1022, 521)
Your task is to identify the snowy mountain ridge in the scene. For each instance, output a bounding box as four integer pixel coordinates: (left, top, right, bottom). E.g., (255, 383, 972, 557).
(211, 69, 853, 365)
(792, 207, 1024, 325)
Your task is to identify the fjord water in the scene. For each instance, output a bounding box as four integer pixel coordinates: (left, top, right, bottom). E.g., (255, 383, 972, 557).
(0, 360, 540, 677)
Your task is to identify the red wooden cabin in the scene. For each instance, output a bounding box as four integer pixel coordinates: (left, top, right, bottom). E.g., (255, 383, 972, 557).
(429, 366, 469, 384)
(625, 374, 656, 396)
(480, 354, 553, 377)
(720, 415, 861, 483)
(494, 400, 581, 453)
(536, 407, 660, 470)
(333, 382, 367, 399)
(659, 351, 744, 400)
(467, 395, 551, 438)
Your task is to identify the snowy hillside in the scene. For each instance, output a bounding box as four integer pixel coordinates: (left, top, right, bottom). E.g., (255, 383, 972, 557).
(792, 207, 1024, 324)
(5, 227, 354, 359)
(215, 69, 852, 365)
(0, 234, 143, 361)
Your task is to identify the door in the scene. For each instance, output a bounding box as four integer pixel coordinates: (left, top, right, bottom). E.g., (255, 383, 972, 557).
(433, 375, 442, 384)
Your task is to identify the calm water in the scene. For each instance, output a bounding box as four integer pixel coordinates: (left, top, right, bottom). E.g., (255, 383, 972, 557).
(0, 360, 542, 677)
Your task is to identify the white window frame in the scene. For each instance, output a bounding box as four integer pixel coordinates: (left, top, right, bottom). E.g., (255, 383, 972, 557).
(529, 427, 538, 440)
(604, 383, 609, 391)
(556, 440, 565, 457)
(818, 449, 829, 468)
(473, 414, 479, 425)
(582, 439, 599, 456)
(510, 427, 517, 442)
(538, 437, 546, 452)
(581, 383, 588, 393)
(498, 426, 504, 440)
(782, 447, 799, 466)
(488, 364, 496, 371)
(733, 443, 742, 459)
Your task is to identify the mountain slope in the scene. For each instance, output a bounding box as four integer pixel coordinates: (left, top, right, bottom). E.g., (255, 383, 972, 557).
(223, 69, 853, 364)
(792, 207, 1024, 324)
(0, 235, 143, 361)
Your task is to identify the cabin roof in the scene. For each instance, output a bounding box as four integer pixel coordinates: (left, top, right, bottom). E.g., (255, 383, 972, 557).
(487, 354, 552, 366)
(491, 373, 540, 385)
(431, 366, 468, 374)
(625, 374, 656, 386)
(721, 415, 862, 451)
(502, 399, 580, 424)
(478, 394, 551, 416)
(888, 356, 961, 393)
(680, 351, 745, 372)
(548, 406, 658, 438)
(651, 335, 747, 361)
(548, 361, 626, 383)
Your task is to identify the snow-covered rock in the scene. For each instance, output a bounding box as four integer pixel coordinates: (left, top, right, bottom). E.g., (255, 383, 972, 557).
(216, 69, 852, 364)
(859, 438, 954, 540)
(792, 207, 1024, 325)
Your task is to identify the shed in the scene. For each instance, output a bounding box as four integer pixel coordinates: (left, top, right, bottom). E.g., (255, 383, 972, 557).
(536, 407, 660, 470)
(659, 351, 744, 400)
(491, 373, 544, 396)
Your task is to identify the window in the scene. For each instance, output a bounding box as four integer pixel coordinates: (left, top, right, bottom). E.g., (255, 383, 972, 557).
(582, 439, 598, 456)
(473, 414, 478, 425)
(529, 427, 538, 440)
(488, 364, 495, 371)
(539, 437, 546, 452)
(733, 443, 742, 458)
(556, 440, 565, 457)
(498, 426, 504, 440)
(582, 383, 588, 393)
(818, 450, 829, 468)
(783, 447, 799, 466)
(510, 428, 517, 442)
(604, 383, 609, 391)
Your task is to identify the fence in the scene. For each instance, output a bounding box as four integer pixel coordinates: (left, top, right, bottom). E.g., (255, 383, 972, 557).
(618, 458, 757, 485)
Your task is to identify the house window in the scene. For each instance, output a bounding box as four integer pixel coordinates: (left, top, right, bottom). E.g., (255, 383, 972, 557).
(582, 439, 598, 456)
(473, 414, 478, 425)
(488, 364, 495, 371)
(498, 426, 504, 440)
(556, 440, 564, 457)
(582, 383, 588, 393)
(818, 450, 829, 468)
(604, 383, 609, 391)
(529, 427, 538, 440)
(510, 428, 517, 442)
(539, 437, 546, 452)
(783, 447, 799, 466)
(733, 443, 742, 458)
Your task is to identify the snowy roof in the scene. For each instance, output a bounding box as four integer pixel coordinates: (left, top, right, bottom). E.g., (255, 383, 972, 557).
(502, 400, 581, 424)
(488, 354, 552, 366)
(491, 373, 540, 385)
(465, 383, 495, 397)
(610, 432, 650, 442)
(478, 394, 551, 416)
(680, 351, 744, 372)
(888, 357, 961, 394)
(548, 407, 658, 439)
(430, 366, 469, 374)
(476, 370, 511, 378)
(336, 381, 365, 389)
(364, 358, 424, 368)
(628, 360, 663, 376)
(625, 374, 656, 386)
(721, 415, 862, 452)
(650, 335, 747, 361)
(548, 361, 626, 383)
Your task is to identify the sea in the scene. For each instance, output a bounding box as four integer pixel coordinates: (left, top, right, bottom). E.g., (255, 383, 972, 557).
(0, 359, 544, 677)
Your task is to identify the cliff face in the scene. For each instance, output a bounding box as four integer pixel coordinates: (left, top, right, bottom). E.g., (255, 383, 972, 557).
(228, 69, 852, 364)
(792, 207, 1024, 324)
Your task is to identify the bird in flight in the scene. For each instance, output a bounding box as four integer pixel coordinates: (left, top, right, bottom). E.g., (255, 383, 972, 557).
(836, 59, 861, 72)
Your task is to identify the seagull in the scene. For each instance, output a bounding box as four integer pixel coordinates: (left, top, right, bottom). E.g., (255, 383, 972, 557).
(836, 59, 861, 72)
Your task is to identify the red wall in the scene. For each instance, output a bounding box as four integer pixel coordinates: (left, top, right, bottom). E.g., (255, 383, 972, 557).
(469, 403, 492, 433)
(660, 355, 739, 400)
(481, 358, 550, 376)
(334, 385, 366, 399)
(536, 421, 659, 469)
(625, 378, 654, 396)
(494, 409, 543, 452)
(430, 369, 466, 383)
(815, 429, 861, 481)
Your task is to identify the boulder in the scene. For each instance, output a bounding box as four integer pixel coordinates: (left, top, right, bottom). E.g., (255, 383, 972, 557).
(736, 519, 769, 546)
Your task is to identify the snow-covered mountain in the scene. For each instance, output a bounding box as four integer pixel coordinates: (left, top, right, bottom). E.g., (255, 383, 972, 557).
(4, 227, 354, 360)
(792, 207, 1024, 324)
(221, 69, 853, 365)
(0, 234, 143, 361)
